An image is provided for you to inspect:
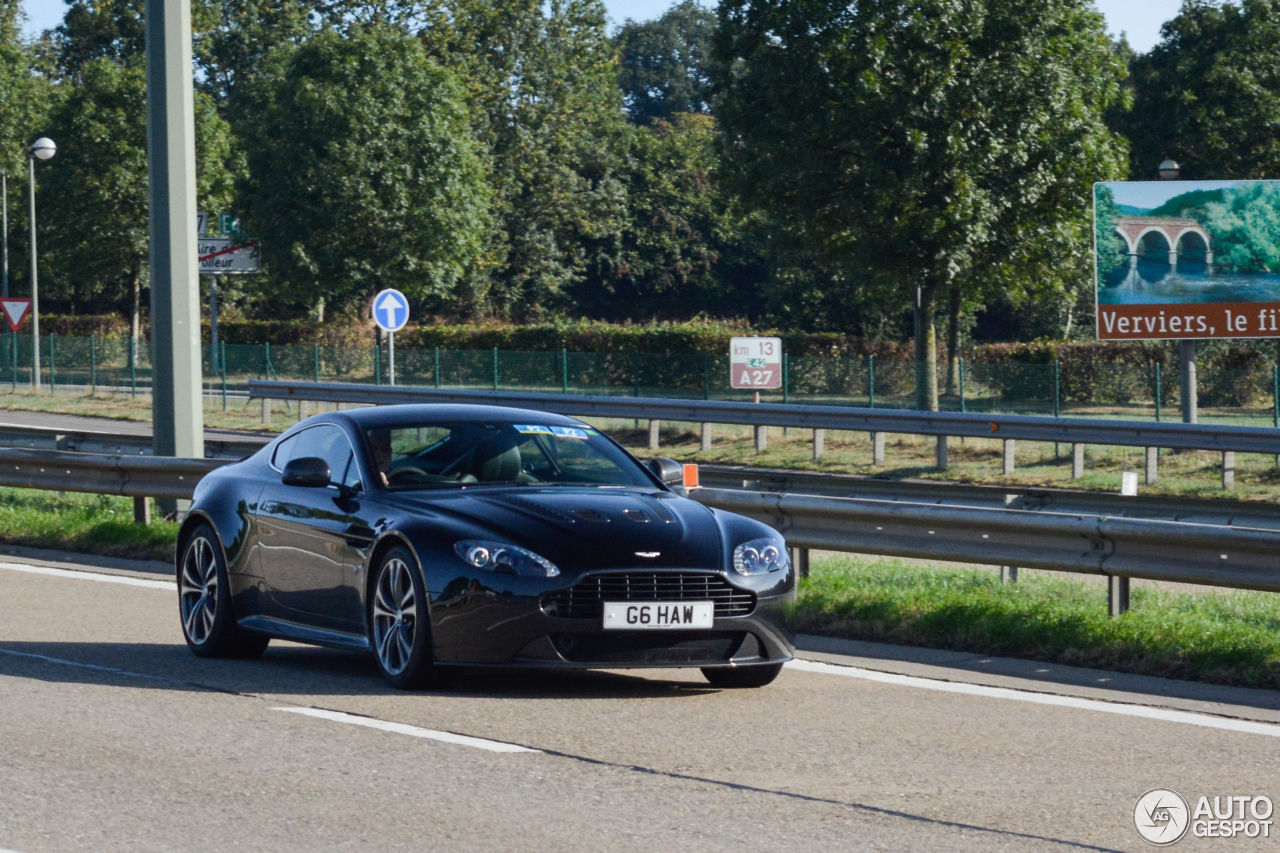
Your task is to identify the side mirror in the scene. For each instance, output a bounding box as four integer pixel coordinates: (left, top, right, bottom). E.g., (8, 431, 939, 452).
(282, 456, 331, 488)
(647, 457, 684, 487)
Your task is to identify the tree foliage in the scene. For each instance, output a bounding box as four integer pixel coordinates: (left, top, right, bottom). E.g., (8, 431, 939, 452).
(615, 1, 715, 125)
(714, 0, 1129, 407)
(237, 26, 490, 314)
(38, 56, 237, 323)
(423, 0, 628, 318)
(1126, 0, 1280, 181)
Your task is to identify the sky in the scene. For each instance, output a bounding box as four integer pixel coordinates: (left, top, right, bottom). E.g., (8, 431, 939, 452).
(20, 0, 1186, 51)
(1104, 180, 1243, 210)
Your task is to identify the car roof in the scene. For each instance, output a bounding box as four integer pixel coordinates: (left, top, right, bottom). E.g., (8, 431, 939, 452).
(302, 403, 588, 430)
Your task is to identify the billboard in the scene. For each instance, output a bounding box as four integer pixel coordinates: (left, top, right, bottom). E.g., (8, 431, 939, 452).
(1094, 179, 1280, 340)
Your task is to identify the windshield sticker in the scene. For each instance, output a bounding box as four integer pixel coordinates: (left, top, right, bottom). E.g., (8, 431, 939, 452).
(514, 424, 553, 434)
(549, 426, 590, 440)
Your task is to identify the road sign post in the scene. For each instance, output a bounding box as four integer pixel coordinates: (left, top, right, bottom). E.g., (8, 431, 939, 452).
(372, 289, 410, 386)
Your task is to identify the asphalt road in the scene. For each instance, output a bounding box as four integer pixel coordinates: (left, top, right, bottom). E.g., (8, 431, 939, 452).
(0, 409, 269, 442)
(3, 558, 1280, 852)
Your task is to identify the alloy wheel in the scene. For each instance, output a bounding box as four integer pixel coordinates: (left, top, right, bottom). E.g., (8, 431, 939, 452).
(372, 558, 417, 675)
(180, 535, 218, 645)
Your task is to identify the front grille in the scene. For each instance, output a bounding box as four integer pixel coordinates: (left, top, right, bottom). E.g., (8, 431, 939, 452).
(552, 631, 745, 664)
(540, 572, 756, 619)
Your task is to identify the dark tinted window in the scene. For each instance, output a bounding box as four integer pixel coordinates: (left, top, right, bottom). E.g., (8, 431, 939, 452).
(278, 425, 360, 489)
(364, 421, 651, 491)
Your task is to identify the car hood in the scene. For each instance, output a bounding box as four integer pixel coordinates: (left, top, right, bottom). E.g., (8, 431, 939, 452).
(395, 487, 724, 571)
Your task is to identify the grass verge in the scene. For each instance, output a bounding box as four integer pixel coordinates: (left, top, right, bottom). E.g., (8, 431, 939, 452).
(799, 555, 1280, 691)
(0, 487, 178, 563)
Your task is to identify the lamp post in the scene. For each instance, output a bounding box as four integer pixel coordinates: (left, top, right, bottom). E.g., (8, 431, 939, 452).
(2, 168, 8, 298)
(28, 137, 55, 393)
(1155, 159, 1197, 423)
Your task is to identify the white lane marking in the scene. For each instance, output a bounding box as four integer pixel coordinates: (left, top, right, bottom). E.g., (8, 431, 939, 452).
(0, 561, 174, 590)
(273, 706, 539, 754)
(788, 658, 1280, 739)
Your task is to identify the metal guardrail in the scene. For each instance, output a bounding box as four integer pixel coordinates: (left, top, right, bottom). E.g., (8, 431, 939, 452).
(0, 422, 267, 459)
(0, 448, 226, 499)
(248, 379, 1280, 454)
(4, 428, 1280, 604)
(698, 465, 1280, 532)
(689, 488, 1280, 594)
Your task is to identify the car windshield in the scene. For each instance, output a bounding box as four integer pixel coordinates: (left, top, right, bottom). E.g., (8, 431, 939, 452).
(364, 421, 655, 491)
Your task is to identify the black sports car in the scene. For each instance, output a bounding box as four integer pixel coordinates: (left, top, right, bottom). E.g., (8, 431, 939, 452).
(177, 404, 795, 688)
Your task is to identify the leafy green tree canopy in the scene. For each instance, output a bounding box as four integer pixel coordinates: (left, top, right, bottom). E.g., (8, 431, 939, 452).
(615, 0, 715, 125)
(38, 56, 236, 324)
(1127, 0, 1280, 181)
(238, 26, 490, 314)
(714, 0, 1128, 408)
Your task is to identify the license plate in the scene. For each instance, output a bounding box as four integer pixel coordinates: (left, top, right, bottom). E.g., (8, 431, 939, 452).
(602, 601, 714, 630)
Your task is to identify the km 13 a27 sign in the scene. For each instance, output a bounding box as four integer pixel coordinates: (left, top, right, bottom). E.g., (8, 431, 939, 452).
(1094, 179, 1280, 340)
(730, 336, 782, 389)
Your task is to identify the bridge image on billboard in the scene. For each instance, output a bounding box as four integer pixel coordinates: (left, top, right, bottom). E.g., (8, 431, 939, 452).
(1094, 179, 1280, 340)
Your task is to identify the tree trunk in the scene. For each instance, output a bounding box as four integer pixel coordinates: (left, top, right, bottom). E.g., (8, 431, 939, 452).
(914, 287, 939, 411)
(315, 297, 325, 324)
(945, 286, 961, 396)
(130, 263, 141, 348)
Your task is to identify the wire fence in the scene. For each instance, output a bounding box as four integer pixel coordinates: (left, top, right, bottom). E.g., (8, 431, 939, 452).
(3, 331, 1279, 427)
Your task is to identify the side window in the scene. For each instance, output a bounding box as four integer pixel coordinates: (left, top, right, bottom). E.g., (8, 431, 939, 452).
(283, 426, 361, 489)
(271, 433, 298, 470)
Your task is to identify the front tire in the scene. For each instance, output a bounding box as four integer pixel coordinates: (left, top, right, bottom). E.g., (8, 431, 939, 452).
(370, 547, 441, 689)
(701, 662, 784, 688)
(178, 524, 269, 659)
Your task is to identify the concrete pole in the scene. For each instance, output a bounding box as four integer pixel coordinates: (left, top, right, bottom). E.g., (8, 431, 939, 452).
(872, 432, 885, 465)
(1109, 576, 1130, 617)
(147, 0, 204, 515)
(1145, 447, 1158, 485)
(1179, 340, 1197, 424)
(812, 428, 824, 460)
(1222, 451, 1235, 490)
(1071, 443, 1084, 479)
(935, 435, 947, 471)
(1002, 439, 1015, 475)
(700, 422, 712, 451)
(648, 419, 660, 450)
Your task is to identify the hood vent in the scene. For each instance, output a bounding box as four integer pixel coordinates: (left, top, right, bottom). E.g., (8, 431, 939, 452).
(572, 508, 610, 522)
(623, 508, 650, 523)
(486, 495, 577, 524)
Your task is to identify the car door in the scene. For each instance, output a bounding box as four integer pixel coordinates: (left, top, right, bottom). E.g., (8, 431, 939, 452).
(257, 424, 367, 629)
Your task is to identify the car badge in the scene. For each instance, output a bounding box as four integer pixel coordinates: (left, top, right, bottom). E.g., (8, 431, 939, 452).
(635, 551, 661, 558)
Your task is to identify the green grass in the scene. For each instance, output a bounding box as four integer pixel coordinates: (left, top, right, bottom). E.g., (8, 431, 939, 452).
(799, 555, 1280, 690)
(0, 487, 179, 562)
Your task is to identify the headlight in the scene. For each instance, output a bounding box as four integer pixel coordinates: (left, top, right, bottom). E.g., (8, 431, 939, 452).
(454, 540, 560, 578)
(732, 538, 788, 575)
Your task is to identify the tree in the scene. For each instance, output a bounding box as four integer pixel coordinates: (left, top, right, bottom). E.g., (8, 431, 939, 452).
(38, 56, 236, 340)
(715, 0, 1129, 409)
(615, 0, 715, 125)
(237, 26, 490, 314)
(423, 0, 629, 318)
(578, 113, 757, 320)
(1126, 0, 1280, 181)
(0, 0, 54, 296)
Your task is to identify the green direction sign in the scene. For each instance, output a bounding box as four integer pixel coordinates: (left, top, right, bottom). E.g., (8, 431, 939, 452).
(218, 213, 243, 237)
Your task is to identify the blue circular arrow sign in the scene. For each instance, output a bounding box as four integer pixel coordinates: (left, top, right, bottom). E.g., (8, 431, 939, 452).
(371, 288, 410, 333)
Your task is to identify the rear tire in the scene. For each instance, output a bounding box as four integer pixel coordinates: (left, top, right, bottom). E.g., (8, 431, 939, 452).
(178, 524, 269, 659)
(701, 662, 784, 688)
(370, 547, 444, 689)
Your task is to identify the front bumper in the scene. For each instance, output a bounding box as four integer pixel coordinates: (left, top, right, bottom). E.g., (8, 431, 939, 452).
(428, 574, 796, 669)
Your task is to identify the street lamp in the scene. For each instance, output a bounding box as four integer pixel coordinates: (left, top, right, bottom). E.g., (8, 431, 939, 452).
(1157, 159, 1181, 181)
(28, 137, 55, 392)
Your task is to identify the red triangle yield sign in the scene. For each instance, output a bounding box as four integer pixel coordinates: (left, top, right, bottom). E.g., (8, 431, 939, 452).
(0, 299, 31, 332)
